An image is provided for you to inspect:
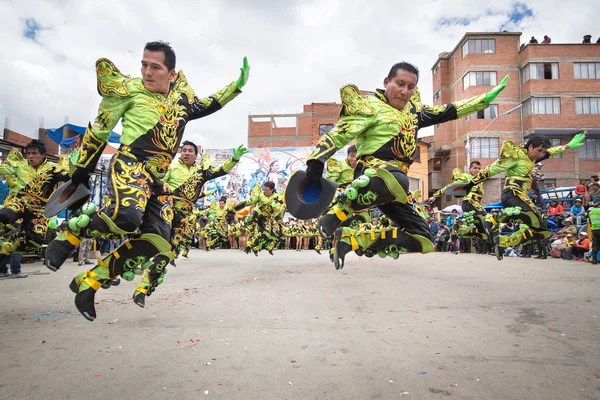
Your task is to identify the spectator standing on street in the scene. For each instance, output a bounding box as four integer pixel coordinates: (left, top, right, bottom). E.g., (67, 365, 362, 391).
(0, 253, 26, 279)
(78, 238, 94, 267)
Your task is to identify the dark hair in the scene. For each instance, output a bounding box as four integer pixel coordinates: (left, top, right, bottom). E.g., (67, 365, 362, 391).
(144, 41, 176, 70)
(525, 135, 552, 150)
(181, 140, 198, 155)
(25, 139, 46, 155)
(388, 62, 419, 83)
(347, 145, 357, 155)
(263, 181, 276, 191)
(219, 196, 227, 203)
(469, 160, 481, 168)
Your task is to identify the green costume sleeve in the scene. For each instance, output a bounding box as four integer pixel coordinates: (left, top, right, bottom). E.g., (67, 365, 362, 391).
(471, 141, 520, 185)
(537, 145, 566, 162)
(308, 84, 373, 164)
(188, 81, 241, 121)
(198, 154, 239, 182)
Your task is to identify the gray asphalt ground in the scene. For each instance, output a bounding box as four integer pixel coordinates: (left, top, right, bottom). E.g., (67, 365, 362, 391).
(1, 249, 599, 400)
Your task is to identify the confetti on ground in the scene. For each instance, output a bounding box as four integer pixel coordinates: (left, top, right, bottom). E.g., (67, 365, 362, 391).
(176, 339, 198, 348)
(94, 374, 100, 377)
(417, 371, 427, 375)
(405, 310, 419, 313)
(194, 370, 199, 372)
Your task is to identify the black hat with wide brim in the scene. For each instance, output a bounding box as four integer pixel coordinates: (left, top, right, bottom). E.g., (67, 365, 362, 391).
(44, 180, 91, 218)
(444, 182, 469, 198)
(285, 170, 339, 220)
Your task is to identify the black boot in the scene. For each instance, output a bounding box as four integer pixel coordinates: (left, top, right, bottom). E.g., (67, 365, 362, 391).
(74, 287, 98, 321)
(592, 251, 598, 265)
(45, 236, 77, 271)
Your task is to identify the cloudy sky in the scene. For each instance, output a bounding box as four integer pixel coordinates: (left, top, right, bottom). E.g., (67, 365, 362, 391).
(0, 0, 597, 149)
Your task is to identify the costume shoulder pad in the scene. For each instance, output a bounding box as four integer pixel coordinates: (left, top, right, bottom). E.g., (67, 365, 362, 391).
(5, 148, 24, 167)
(199, 154, 214, 170)
(250, 183, 262, 199)
(326, 158, 343, 173)
(172, 70, 197, 105)
(499, 141, 520, 160)
(451, 168, 464, 181)
(409, 87, 424, 112)
(340, 84, 374, 116)
(95, 58, 134, 98)
(54, 155, 70, 174)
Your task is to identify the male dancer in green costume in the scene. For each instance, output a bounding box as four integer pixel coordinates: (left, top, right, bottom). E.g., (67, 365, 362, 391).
(236, 181, 285, 256)
(132, 141, 248, 307)
(304, 61, 509, 269)
(428, 160, 492, 252)
(45, 41, 250, 320)
(0, 140, 72, 256)
(463, 134, 586, 260)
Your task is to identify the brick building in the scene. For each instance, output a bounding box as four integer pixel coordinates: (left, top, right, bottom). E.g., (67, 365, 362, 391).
(0, 126, 116, 163)
(248, 102, 430, 197)
(429, 32, 600, 208)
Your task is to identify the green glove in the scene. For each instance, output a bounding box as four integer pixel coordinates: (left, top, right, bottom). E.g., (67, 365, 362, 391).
(484, 75, 509, 103)
(567, 133, 586, 149)
(206, 188, 218, 195)
(233, 144, 249, 160)
(236, 57, 250, 89)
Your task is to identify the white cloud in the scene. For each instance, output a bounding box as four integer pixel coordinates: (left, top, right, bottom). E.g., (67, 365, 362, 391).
(0, 0, 597, 147)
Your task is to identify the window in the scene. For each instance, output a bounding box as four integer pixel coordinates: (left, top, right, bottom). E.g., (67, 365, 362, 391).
(579, 138, 600, 159)
(462, 39, 496, 57)
(319, 124, 333, 136)
(433, 62, 440, 75)
(523, 98, 560, 117)
(409, 177, 421, 193)
(574, 62, 600, 79)
(463, 71, 497, 90)
(521, 63, 559, 82)
(432, 158, 442, 171)
(576, 98, 600, 114)
(471, 137, 499, 159)
(550, 138, 562, 158)
(465, 104, 498, 121)
(433, 90, 441, 102)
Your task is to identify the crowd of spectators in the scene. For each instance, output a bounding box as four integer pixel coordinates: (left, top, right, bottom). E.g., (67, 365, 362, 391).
(430, 175, 600, 263)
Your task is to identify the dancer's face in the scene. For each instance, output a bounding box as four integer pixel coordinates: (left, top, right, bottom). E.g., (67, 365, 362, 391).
(263, 185, 274, 197)
(180, 145, 197, 166)
(383, 69, 418, 110)
(141, 50, 176, 95)
(527, 145, 548, 161)
(26, 147, 45, 168)
(347, 151, 357, 168)
(469, 163, 481, 175)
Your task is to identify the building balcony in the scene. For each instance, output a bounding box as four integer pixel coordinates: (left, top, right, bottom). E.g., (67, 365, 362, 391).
(429, 171, 444, 191)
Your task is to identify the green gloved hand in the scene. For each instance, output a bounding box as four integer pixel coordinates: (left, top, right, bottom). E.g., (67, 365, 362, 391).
(484, 75, 509, 103)
(206, 188, 218, 196)
(567, 133, 586, 149)
(233, 144, 249, 160)
(236, 57, 250, 89)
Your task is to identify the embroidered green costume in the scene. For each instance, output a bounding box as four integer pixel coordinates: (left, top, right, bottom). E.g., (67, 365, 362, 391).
(46, 56, 247, 321)
(308, 75, 508, 269)
(0, 149, 72, 254)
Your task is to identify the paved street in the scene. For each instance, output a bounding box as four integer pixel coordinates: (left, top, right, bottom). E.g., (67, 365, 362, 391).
(1, 250, 599, 400)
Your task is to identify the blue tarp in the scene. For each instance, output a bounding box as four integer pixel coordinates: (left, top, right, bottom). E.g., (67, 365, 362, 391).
(45, 124, 121, 148)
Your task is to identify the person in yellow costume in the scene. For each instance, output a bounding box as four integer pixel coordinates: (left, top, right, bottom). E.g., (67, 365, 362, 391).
(304, 61, 509, 269)
(45, 40, 249, 321)
(0, 140, 72, 256)
(464, 134, 586, 260)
